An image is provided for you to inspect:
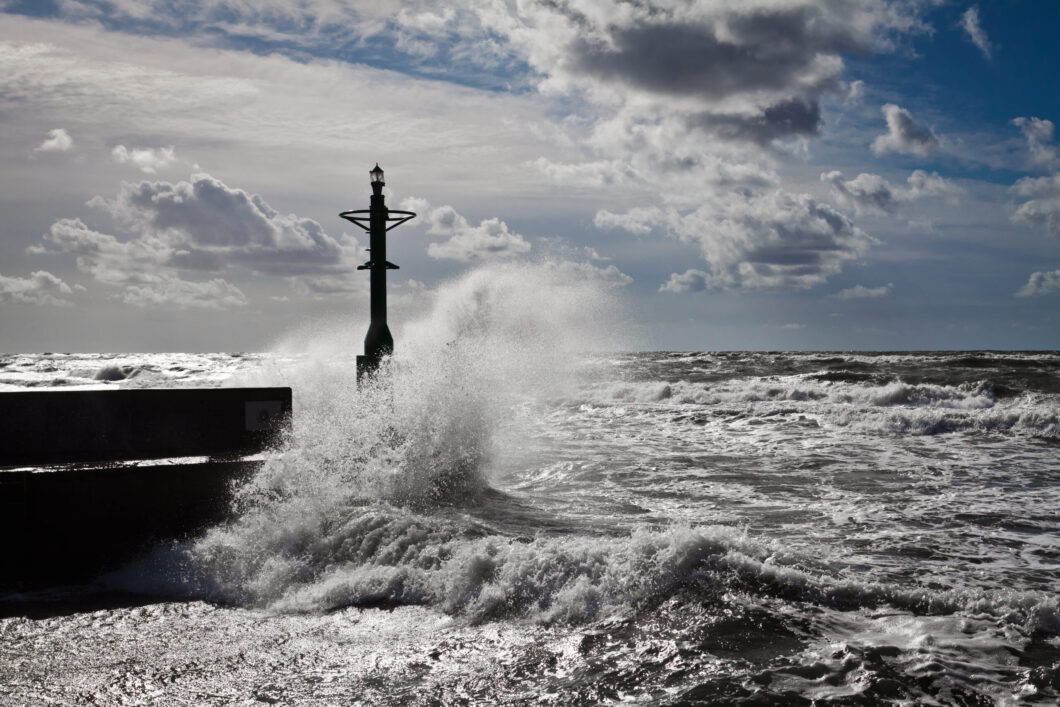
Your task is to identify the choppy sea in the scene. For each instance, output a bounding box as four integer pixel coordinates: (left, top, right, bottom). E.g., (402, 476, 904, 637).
(1, 266, 1058, 705)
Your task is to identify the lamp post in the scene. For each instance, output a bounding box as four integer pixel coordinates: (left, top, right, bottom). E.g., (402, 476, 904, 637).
(340, 165, 416, 381)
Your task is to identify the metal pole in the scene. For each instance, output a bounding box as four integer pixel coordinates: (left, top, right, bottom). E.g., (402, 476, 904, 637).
(340, 166, 415, 383)
(360, 179, 393, 380)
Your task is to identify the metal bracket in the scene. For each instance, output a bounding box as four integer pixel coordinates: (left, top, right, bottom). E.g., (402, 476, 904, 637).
(356, 261, 400, 270)
(338, 209, 417, 232)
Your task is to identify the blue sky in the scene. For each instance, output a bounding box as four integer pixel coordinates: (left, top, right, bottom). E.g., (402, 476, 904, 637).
(1, 0, 1057, 351)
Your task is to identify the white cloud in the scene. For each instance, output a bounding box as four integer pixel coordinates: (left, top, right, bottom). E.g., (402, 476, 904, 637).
(781, 322, 805, 330)
(846, 79, 865, 104)
(960, 6, 992, 60)
(36, 217, 247, 309)
(90, 173, 359, 276)
(836, 283, 892, 299)
(37, 218, 170, 286)
(603, 190, 874, 291)
(594, 206, 667, 235)
(33, 127, 73, 153)
(529, 157, 635, 188)
(111, 144, 177, 174)
(821, 171, 899, 214)
(553, 261, 632, 288)
(0, 270, 74, 306)
(0, 19, 551, 202)
(872, 104, 938, 156)
(904, 170, 963, 202)
(33, 173, 363, 307)
(418, 202, 531, 262)
(821, 169, 962, 214)
(1016, 270, 1060, 297)
(659, 269, 713, 293)
(122, 275, 247, 309)
(1010, 173, 1060, 238)
(1013, 117, 1059, 170)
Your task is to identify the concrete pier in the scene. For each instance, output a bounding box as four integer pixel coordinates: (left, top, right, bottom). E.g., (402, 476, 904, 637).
(0, 387, 291, 586)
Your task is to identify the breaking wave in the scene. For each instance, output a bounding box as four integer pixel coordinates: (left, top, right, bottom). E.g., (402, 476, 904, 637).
(103, 263, 1059, 640)
(578, 376, 1060, 438)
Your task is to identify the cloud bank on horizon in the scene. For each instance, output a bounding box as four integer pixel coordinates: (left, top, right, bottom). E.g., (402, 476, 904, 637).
(0, 0, 1057, 350)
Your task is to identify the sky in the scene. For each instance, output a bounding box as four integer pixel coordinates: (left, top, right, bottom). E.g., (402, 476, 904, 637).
(1, 0, 1058, 352)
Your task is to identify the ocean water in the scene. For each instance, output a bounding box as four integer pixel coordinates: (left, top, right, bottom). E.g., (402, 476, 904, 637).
(2, 264, 1059, 705)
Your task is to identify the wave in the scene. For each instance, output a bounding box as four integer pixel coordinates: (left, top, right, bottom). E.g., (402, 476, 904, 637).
(573, 376, 1059, 437)
(109, 507, 1060, 640)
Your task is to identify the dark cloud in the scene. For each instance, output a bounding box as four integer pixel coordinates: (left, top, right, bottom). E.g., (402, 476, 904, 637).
(691, 99, 822, 145)
(568, 8, 854, 101)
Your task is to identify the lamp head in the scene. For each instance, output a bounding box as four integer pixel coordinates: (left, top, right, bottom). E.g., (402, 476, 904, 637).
(370, 164, 385, 195)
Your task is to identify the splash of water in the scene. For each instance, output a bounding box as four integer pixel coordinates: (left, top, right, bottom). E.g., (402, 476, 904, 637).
(119, 261, 634, 610)
(108, 263, 1058, 638)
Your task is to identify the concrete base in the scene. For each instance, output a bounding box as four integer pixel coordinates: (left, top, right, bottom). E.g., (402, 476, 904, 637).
(0, 460, 261, 588)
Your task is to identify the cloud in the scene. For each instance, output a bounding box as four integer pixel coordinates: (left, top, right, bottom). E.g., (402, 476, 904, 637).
(821, 171, 899, 214)
(1016, 270, 1060, 297)
(33, 173, 362, 307)
(0, 270, 74, 306)
(659, 269, 713, 293)
(872, 104, 938, 156)
(821, 169, 962, 214)
(781, 322, 805, 330)
(904, 170, 963, 201)
(1013, 117, 1059, 170)
(513, 1, 929, 160)
(846, 79, 865, 104)
(528, 157, 635, 188)
(558, 4, 901, 104)
(122, 275, 247, 309)
(688, 98, 822, 146)
(553, 261, 632, 288)
(90, 173, 359, 276)
(33, 128, 73, 153)
(417, 202, 531, 262)
(960, 6, 992, 60)
(111, 144, 177, 174)
(1010, 174, 1060, 238)
(836, 283, 892, 299)
(36, 217, 247, 309)
(601, 190, 874, 291)
(593, 207, 667, 236)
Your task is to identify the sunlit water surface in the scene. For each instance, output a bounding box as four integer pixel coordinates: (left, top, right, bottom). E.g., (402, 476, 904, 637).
(2, 265, 1058, 705)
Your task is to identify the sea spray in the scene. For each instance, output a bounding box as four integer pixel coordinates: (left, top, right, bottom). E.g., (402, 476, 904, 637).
(113, 261, 634, 607)
(103, 270, 1060, 638)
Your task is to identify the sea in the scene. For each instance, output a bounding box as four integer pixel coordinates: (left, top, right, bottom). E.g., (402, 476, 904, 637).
(1, 264, 1058, 705)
